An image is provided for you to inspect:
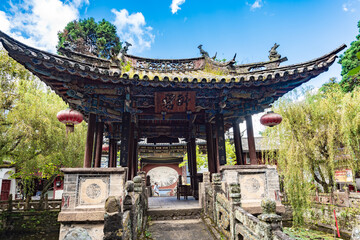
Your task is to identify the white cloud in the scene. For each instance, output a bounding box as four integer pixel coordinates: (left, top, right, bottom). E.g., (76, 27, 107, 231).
(170, 0, 186, 14)
(2, 0, 88, 52)
(112, 9, 155, 54)
(0, 11, 10, 33)
(342, 1, 359, 12)
(249, 0, 263, 11)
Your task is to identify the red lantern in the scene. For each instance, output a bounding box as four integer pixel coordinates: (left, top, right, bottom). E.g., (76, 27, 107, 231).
(102, 144, 109, 153)
(260, 111, 282, 127)
(57, 109, 83, 133)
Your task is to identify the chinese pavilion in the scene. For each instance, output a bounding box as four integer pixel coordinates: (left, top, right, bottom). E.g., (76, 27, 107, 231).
(0, 30, 345, 197)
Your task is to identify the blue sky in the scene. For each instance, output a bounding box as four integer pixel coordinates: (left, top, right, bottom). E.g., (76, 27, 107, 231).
(0, 0, 359, 88)
(0, 0, 360, 134)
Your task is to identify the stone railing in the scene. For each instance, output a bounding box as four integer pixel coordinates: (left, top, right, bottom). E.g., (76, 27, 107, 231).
(103, 175, 148, 240)
(200, 170, 292, 240)
(0, 195, 61, 211)
(311, 191, 360, 208)
(58, 168, 149, 240)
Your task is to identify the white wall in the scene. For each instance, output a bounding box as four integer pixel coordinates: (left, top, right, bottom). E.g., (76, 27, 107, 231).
(0, 167, 16, 200)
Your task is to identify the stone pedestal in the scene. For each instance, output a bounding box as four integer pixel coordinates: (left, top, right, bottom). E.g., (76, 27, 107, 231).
(220, 165, 284, 214)
(58, 168, 127, 240)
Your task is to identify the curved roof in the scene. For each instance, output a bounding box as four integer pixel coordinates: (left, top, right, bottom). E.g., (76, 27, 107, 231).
(0, 30, 346, 138)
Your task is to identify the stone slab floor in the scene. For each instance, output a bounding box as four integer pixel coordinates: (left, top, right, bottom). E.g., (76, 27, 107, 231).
(148, 219, 215, 240)
(148, 196, 200, 209)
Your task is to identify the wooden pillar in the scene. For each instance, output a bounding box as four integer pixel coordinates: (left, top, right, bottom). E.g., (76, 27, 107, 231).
(233, 121, 244, 165)
(206, 123, 216, 174)
(215, 114, 227, 166)
(83, 113, 96, 168)
(246, 115, 257, 165)
(187, 141, 193, 187)
(212, 124, 219, 173)
(132, 138, 138, 178)
(94, 122, 104, 168)
(127, 122, 135, 180)
(120, 112, 131, 167)
(112, 140, 117, 167)
(108, 138, 115, 168)
(190, 137, 198, 198)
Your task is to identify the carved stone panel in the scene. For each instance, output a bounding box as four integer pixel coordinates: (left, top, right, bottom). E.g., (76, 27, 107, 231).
(78, 176, 109, 206)
(239, 174, 265, 201)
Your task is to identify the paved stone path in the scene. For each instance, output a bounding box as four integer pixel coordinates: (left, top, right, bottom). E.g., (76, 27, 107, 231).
(148, 219, 215, 240)
(148, 196, 199, 209)
(147, 197, 215, 240)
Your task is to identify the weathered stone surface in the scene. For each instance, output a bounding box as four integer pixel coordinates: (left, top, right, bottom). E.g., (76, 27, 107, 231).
(352, 225, 360, 240)
(103, 212, 123, 240)
(262, 198, 276, 214)
(58, 211, 105, 222)
(148, 219, 215, 240)
(125, 181, 134, 192)
(63, 227, 92, 240)
(105, 196, 121, 213)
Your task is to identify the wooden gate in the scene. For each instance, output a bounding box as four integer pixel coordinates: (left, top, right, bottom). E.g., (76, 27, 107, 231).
(0, 179, 11, 200)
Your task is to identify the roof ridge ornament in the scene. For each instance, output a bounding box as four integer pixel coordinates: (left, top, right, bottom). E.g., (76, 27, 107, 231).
(268, 43, 281, 61)
(198, 44, 209, 58)
(121, 41, 132, 54)
(212, 52, 217, 60)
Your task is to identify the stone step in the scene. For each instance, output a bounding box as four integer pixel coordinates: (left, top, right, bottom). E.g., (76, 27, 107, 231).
(147, 207, 202, 220)
(148, 219, 216, 240)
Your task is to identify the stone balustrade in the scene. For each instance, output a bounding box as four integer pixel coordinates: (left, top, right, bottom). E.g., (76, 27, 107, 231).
(0, 196, 61, 211)
(199, 166, 292, 240)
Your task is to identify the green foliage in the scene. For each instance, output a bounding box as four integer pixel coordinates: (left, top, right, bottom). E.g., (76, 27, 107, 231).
(179, 140, 236, 170)
(284, 227, 345, 240)
(57, 17, 121, 59)
(263, 84, 360, 225)
(0, 49, 87, 194)
(179, 146, 208, 171)
(339, 20, 360, 92)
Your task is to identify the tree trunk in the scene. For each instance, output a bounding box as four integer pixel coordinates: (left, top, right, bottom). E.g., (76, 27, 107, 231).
(38, 174, 57, 210)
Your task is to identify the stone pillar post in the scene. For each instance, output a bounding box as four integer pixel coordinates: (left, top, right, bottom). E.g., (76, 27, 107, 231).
(84, 113, 96, 168)
(246, 115, 257, 165)
(103, 196, 122, 240)
(258, 198, 283, 240)
(123, 180, 134, 240)
(134, 176, 143, 194)
(229, 183, 241, 240)
(212, 173, 222, 223)
(199, 172, 211, 209)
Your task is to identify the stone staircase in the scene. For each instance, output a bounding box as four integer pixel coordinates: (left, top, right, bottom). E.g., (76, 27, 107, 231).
(146, 197, 218, 240)
(147, 207, 202, 221)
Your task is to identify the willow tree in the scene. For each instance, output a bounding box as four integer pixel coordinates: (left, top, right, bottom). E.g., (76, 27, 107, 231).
(263, 83, 360, 225)
(0, 48, 87, 199)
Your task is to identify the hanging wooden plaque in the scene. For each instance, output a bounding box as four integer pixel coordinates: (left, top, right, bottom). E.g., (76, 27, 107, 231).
(155, 91, 195, 113)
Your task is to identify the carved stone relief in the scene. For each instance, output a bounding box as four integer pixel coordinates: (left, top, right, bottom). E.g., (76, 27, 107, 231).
(239, 174, 265, 200)
(78, 176, 109, 206)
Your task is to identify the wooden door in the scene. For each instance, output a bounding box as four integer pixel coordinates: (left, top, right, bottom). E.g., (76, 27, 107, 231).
(0, 180, 11, 200)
